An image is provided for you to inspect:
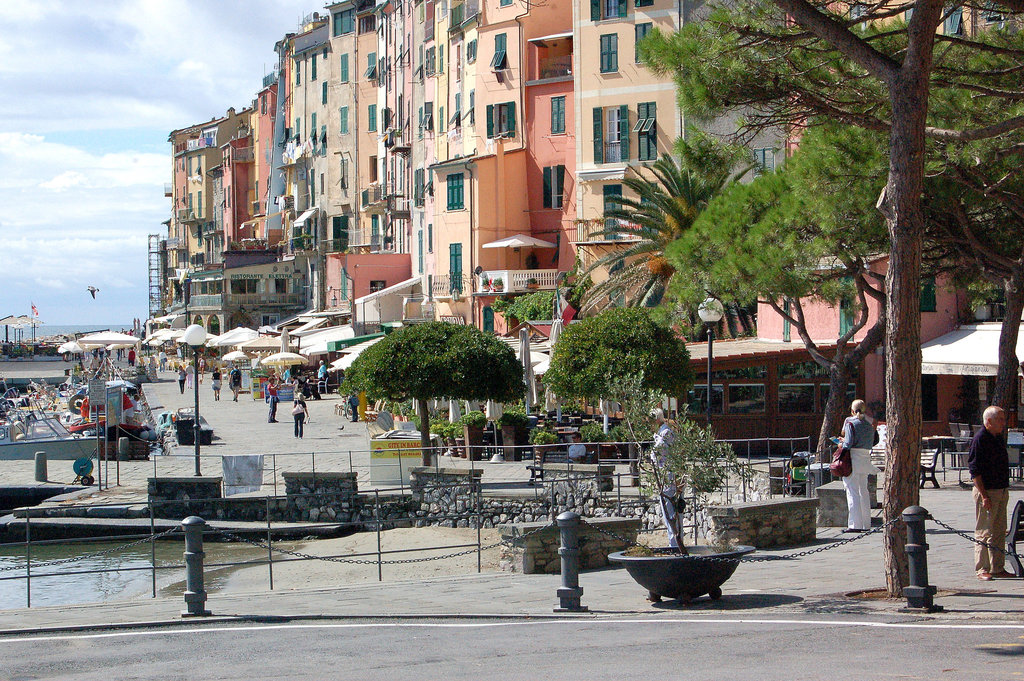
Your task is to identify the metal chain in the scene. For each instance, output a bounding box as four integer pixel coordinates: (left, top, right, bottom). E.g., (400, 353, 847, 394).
(0, 527, 180, 572)
(929, 516, 1023, 562)
(212, 522, 557, 566)
(580, 515, 903, 563)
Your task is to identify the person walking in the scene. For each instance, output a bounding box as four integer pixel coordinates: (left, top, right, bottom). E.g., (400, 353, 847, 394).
(968, 405, 1013, 581)
(839, 399, 880, 533)
(185, 362, 195, 390)
(198, 358, 206, 384)
(211, 366, 222, 401)
(266, 379, 279, 423)
(291, 396, 308, 438)
(177, 365, 187, 395)
(229, 365, 242, 401)
(127, 348, 136, 367)
(348, 393, 360, 422)
(159, 350, 168, 372)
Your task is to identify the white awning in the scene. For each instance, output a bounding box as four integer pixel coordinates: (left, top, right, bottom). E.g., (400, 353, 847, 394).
(293, 208, 317, 229)
(921, 323, 1024, 376)
(329, 335, 386, 371)
(355, 276, 422, 305)
(482, 234, 557, 249)
(528, 31, 572, 44)
(300, 325, 356, 356)
(291, 317, 329, 336)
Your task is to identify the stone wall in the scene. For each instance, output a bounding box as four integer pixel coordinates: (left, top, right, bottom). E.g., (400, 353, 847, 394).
(499, 517, 641, 574)
(706, 497, 819, 548)
(147, 477, 223, 519)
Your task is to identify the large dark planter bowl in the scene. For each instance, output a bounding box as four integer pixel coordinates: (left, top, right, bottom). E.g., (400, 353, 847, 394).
(608, 545, 755, 601)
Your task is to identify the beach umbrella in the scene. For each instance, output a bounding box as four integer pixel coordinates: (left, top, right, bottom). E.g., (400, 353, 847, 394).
(222, 350, 249, 362)
(485, 400, 503, 420)
(259, 352, 308, 368)
(238, 335, 295, 352)
(448, 399, 462, 423)
(57, 341, 84, 354)
(210, 327, 259, 347)
(549, 318, 563, 348)
(519, 328, 538, 409)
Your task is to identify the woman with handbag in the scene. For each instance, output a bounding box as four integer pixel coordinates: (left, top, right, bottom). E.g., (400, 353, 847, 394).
(840, 399, 880, 533)
(292, 397, 308, 439)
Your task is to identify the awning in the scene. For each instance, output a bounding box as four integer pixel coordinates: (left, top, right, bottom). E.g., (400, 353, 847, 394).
(291, 317, 329, 336)
(293, 208, 317, 229)
(355, 276, 422, 305)
(482, 234, 557, 249)
(528, 31, 572, 45)
(921, 323, 1024, 376)
(208, 327, 259, 348)
(329, 335, 386, 371)
(328, 332, 385, 353)
(299, 325, 356, 356)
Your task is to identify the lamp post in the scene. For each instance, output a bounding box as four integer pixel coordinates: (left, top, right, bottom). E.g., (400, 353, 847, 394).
(697, 298, 724, 426)
(181, 324, 207, 476)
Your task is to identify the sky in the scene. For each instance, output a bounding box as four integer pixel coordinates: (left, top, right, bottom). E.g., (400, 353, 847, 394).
(0, 0, 316, 325)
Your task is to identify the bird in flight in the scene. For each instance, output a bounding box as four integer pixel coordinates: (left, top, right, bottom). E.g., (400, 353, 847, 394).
(87, 286, 99, 299)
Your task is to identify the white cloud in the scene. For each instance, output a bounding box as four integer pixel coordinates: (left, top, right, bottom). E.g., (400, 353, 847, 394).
(39, 171, 87, 191)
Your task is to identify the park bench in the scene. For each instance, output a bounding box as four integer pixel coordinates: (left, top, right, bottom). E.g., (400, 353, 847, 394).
(527, 447, 569, 483)
(1009, 499, 1024, 578)
(870, 447, 939, 489)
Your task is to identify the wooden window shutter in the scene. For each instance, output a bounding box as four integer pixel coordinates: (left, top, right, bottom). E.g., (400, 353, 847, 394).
(593, 108, 603, 163)
(618, 104, 629, 161)
(486, 104, 494, 138)
(591, 0, 601, 21)
(543, 166, 552, 209)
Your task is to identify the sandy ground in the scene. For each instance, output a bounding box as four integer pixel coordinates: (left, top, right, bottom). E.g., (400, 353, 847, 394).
(158, 526, 506, 597)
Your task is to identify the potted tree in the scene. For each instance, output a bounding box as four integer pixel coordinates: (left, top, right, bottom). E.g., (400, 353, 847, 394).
(578, 421, 606, 463)
(528, 427, 560, 463)
(498, 405, 529, 460)
(460, 410, 487, 460)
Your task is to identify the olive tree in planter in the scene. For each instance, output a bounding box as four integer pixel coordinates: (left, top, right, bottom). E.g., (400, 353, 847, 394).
(343, 322, 524, 466)
(459, 410, 487, 460)
(608, 377, 754, 603)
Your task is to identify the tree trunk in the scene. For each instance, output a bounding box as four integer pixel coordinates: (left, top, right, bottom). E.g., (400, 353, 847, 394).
(992, 272, 1024, 412)
(879, 77, 931, 597)
(817, 361, 850, 459)
(418, 397, 432, 466)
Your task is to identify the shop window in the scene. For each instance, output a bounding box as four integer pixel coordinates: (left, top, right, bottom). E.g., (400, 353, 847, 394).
(779, 384, 816, 414)
(728, 384, 766, 414)
(687, 385, 724, 415)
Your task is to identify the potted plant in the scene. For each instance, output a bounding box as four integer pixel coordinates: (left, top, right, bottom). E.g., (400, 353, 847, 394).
(528, 427, 560, 463)
(606, 376, 753, 604)
(498, 405, 529, 460)
(493, 277, 504, 293)
(526, 277, 539, 291)
(459, 410, 487, 460)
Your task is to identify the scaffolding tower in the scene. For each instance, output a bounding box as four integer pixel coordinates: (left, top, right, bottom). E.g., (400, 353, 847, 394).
(148, 234, 164, 321)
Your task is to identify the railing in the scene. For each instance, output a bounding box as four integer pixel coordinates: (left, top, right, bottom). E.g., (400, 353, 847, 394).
(538, 55, 572, 79)
(361, 185, 385, 208)
(164, 183, 173, 197)
(189, 294, 222, 309)
(604, 142, 622, 163)
(478, 269, 559, 293)
(262, 71, 277, 88)
(176, 209, 197, 222)
(223, 293, 303, 307)
(431, 273, 468, 298)
(322, 238, 350, 253)
(391, 196, 411, 215)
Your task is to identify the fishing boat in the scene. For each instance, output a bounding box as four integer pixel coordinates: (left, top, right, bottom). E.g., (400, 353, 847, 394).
(0, 411, 95, 460)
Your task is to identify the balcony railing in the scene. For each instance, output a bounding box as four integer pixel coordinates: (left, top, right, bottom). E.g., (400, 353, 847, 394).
(430, 273, 468, 298)
(478, 269, 560, 294)
(538, 55, 572, 80)
(289, 235, 316, 252)
(262, 71, 277, 88)
(164, 183, 173, 197)
(604, 142, 623, 163)
(224, 293, 304, 308)
(190, 294, 223, 310)
(361, 184, 385, 209)
(176, 209, 196, 222)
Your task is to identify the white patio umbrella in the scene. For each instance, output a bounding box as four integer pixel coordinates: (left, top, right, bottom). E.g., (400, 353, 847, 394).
(260, 352, 307, 368)
(222, 350, 249, 362)
(519, 328, 538, 410)
(57, 341, 84, 354)
(485, 400, 504, 420)
(210, 327, 259, 347)
(77, 331, 141, 348)
(448, 399, 462, 423)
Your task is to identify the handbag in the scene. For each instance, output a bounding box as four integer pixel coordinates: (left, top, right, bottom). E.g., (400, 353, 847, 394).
(830, 445, 852, 478)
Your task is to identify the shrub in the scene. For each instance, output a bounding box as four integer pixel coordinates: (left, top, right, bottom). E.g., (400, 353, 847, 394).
(579, 422, 606, 443)
(529, 429, 560, 445)
(459, 410, 487, 429)
(498, 405, 529, 429)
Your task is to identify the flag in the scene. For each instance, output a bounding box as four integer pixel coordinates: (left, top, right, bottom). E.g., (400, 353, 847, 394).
(31, 303, 38, 317)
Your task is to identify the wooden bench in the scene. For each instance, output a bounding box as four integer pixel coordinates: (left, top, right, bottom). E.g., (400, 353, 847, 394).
(870, 447, 940, 489)
(527, 447, 569, 483)
(1009, 499, 1024, 578)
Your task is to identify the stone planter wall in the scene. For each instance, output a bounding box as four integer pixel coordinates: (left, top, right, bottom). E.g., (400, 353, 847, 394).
(147, 477, 223, 519)
(706, 497, 819, 548)
(499, 517, 641, 574)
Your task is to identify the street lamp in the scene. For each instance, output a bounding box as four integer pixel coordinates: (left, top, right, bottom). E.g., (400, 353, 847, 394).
(180, 323, 207, 476)
(697, 297, 724, 426)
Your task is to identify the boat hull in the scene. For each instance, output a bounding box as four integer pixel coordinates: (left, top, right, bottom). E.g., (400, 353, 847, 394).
(0, 438, 95, 460)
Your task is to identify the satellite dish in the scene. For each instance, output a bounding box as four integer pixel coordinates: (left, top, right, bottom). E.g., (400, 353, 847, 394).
(73, 457, 94, 476)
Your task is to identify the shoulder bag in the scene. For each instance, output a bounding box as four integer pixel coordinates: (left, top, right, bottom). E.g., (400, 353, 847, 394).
(830, 444, 852, 478)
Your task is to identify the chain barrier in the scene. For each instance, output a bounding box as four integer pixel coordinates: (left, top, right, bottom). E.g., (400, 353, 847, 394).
(580, 515, 904, 563)
(212, 520, 558, 566)
(929, 515, 1023, 563)
(0, 527, 180, 572)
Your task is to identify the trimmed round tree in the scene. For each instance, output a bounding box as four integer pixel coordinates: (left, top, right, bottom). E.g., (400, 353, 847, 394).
(544, 308, 692, 402)
(343, 322, 525, 464)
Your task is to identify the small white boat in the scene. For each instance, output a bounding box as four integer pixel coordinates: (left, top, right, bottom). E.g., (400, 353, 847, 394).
(0, 413, 95, 460)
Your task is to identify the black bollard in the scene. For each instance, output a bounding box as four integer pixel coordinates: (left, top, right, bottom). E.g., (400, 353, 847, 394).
(902, 505, 942, 612)
(181, 516, 212, 617)
(554, 511, 588, 612)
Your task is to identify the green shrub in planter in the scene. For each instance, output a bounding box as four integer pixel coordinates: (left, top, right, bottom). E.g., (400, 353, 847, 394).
(579, 422, 606, 443)
(459, 410, 487, 429)
(529, 429, 560, 446)
(498, 405, 529, 429)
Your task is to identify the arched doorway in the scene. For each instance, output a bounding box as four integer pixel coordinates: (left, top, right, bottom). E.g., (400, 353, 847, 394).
(208, 316, 221, 335)
(193, 315, 204, 326)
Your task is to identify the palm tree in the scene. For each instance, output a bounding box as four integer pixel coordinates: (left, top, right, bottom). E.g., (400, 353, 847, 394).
(581, 145, 748, 313)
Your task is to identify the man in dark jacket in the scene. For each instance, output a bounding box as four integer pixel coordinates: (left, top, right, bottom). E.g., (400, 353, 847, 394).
(968, 405, 1013, 581)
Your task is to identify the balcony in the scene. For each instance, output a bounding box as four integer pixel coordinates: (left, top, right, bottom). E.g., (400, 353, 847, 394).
(164, 183, 173, 197)
(262, 71, 277, 88)
(231, 146, 254, 163)
(189, 294, 223, 310)
(348, 230, 383, 250)
(538, 55, 572, 80)
(224, 293, 304, 308)
(356, 0, 375, 13)
(322, 238, 350, 253)
(390, 196, 411, 219)
(289, 235, 316, 252)
(477, 269, 560, 294)
(361, 184, 386, 212)
(431, 273, 469, 299)
(177, 209, 199, 223)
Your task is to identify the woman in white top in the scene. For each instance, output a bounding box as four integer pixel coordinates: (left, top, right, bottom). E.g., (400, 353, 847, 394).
(840, 399, 880, 532)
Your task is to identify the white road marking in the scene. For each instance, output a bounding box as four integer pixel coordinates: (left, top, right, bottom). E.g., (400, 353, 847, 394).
(3, 617, 1024, 644)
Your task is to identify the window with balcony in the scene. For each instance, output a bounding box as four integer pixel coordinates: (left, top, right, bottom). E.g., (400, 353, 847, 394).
(486, 102, 516, 138)
(543, 165, 565, 209)
(593, 105, 628, 163)
(591, 0, 626, 21)
(599, 34, 618, 72)
(635, 22, 652, 62)
(551, 96, 565, 134)
(447, 173, 465, 210)
(490, 33, 508, 70)
(634, 101, 656, 161)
